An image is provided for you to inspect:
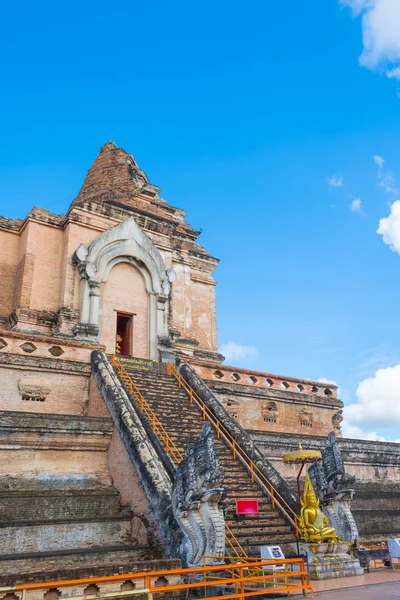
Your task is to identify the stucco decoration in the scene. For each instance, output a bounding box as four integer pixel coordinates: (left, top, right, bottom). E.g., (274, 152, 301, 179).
(19, 376, 51, 399)
(73, 218, 175, 358)
(308, 432, 358, 542)
(172, 422, 226, 567)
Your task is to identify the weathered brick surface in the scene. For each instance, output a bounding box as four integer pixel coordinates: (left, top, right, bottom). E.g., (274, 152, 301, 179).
(0, 329, 100, 351)
(88, 373, 111, 417)
(0, 411, 114, 485)
(0, 490, 123, 522)
(193, 362, 342, 437)
(0, 231, 19, 317)
(0, 409, 158, 579)
(0, 364, 89, 414)
(0, 518, 132, 554)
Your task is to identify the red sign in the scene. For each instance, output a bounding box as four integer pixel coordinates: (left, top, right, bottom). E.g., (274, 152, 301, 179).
(236, 499, 259, 515)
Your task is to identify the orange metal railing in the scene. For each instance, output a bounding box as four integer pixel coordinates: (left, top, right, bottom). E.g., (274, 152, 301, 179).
(0, 558, 314, 598)
(111, 355, 183, 465)
(167, 362, 300, 538)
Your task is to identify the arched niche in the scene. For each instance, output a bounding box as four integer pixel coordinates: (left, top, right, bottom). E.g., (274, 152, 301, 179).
(73, 218, 175, 359)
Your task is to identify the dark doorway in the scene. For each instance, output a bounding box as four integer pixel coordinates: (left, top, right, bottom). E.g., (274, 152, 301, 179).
(116, 313, 133, 356)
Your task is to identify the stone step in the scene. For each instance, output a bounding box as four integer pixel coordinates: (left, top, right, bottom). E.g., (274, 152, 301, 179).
(226, 514, 284, 523)
(226, 520, 289, 530)
(117, 367, 297, 546)
(233, 532, 295, 543)
(227, 522, 291, 533)
(0, 490, 125, 523)
(224, 491, 269, 501)
(0, 515, 132, 555)
(0, 544, 148, 581)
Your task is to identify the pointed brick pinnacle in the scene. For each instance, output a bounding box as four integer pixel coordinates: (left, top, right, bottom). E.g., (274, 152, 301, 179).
(70, 141, 156, 209)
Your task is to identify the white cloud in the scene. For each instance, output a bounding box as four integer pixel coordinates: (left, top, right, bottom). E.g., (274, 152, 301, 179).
(340, 0, 400, 79)
(386, 66, 400, 79)
(350, 198, 362, 213)
(377, 200, 400, 253)
(220, 342, 259, 363)
(317, 377, 338, 386)
(344, 363, 400, 430)
(327, 175, 344, 187)
(373, 154, 385, 169)
(342, 421, 400, 443)
(341, 421, 387, 441)
(373, 154, 398, 195)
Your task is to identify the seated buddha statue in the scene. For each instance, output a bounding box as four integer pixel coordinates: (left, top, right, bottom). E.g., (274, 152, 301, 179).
(300, 472, 337, 543)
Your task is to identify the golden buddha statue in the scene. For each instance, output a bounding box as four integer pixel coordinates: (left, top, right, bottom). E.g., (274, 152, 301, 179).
(300, 472, 337, 543)
(115, 334, 122, 355)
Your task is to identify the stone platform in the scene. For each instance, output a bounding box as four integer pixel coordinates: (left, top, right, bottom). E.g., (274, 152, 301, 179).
(298, 541, 364, 580)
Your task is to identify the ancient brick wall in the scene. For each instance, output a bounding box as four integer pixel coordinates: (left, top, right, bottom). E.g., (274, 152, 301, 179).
(0, 520, 132, 555)
(27, 222, 64, 312)
(0, 412, 113, 486)
(0, 230, 19, 319)
(192, 362, 342, 437)
(170, 263, 218, 354)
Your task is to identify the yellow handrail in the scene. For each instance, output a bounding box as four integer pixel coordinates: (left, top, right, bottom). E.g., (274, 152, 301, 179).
(167, 362, 300, 537)
(111, 355, 247, 558)
(225, 522, 248, 558)
(111, 355, 183, 465)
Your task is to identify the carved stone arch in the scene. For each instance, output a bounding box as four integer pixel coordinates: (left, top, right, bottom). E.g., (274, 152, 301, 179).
(73, 218, 175, 359)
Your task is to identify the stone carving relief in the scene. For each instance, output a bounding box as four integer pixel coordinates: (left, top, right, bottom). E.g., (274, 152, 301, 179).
(171, 422, 226, 567)
(262, 401, 278, 424)
(308, 432, 358, 542)
(332, 409, 343, 431)
(299, 409, 313, 428)
(19, 376, 51, 402)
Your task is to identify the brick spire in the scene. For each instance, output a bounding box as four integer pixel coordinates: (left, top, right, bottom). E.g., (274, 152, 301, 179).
(70, 141, 160, 209)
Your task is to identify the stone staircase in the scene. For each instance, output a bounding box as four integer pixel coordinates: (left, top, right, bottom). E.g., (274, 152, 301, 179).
(119, 362, 297, 556)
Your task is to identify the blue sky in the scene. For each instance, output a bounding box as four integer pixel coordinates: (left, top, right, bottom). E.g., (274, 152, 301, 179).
(1, 0, 400, 441)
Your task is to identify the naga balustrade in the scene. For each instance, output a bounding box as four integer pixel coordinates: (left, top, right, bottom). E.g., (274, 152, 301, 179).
(0, 558, 314, 599)
(111, 355, 246, 558)
(167, 362, 301, 539)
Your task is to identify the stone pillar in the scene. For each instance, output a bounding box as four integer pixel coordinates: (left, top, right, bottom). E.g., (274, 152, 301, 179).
(148, 292, 158, 360)
(89, 282, 100, 327)
(76, 263, 90, 324)
(80, 278, 90, 324)
(73, 264, 99, 338)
